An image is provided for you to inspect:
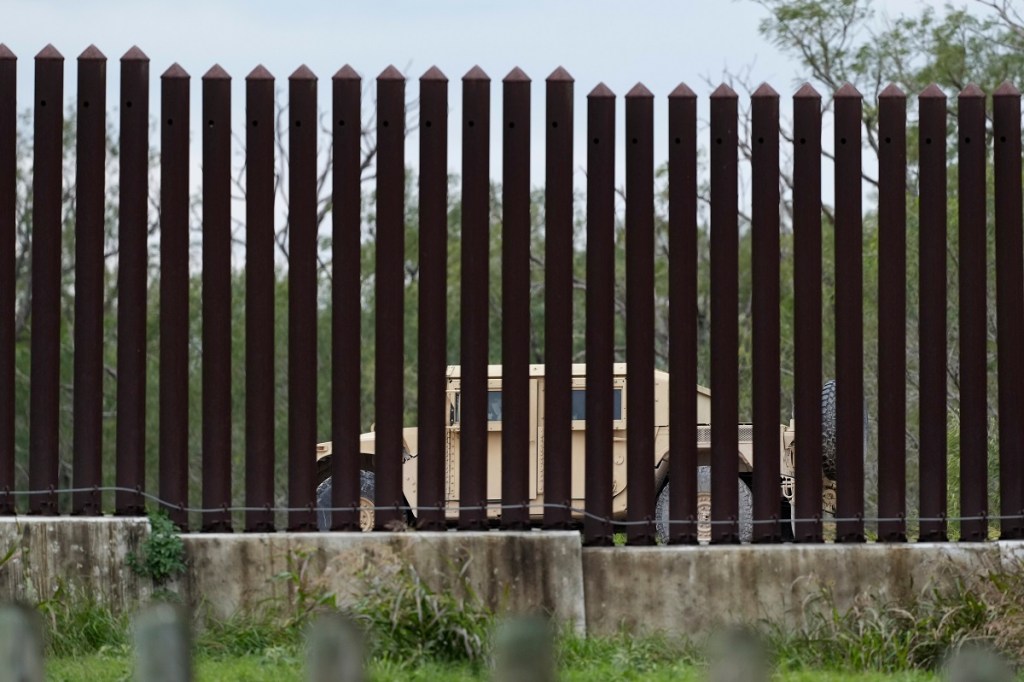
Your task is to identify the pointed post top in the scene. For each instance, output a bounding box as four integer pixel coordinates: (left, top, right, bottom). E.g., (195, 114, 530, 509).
(463, 65, 490, 81)
(0, 44, 15, 61)
(588, 82, 615, 98)
(959, 83, 985, 98)
(626, 82, 653, 98)
(289, 64, 317, 81)
(994, 80, 1020, 97)
(919, 83, 945, 99)
(547, 66, 573, 82)
(161, 62, 189, 79)
(246, 64, 274, 81)
(203, 64, 230, 80)
(35, 44, 63, 61)
(333, 64, 360, 81)
(121, 45, 149, 62)
(834, 82, 862, 98)
(668, 82, 695, 99)
(420, 65, 447, 82)
(710, 82, 738, 99)
(752, 82, 779, 98)
(794, 82, 821, 99)
(503, 66, 530, 83)
(879, 83, 905, 98)
(377, 64, 404, 81)
(78, 44, 106, 61)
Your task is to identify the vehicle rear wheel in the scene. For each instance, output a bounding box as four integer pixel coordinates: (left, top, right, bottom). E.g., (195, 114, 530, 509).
(655, 465, 753, 544)
(316, 470, 376, 532)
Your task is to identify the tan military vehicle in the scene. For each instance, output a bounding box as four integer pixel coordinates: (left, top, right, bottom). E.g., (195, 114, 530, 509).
(315, 364, 838, 543)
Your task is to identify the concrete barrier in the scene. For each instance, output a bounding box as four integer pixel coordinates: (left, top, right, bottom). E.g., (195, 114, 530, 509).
(2, 518, 1023, 640)
(582, 543, 1010, 636)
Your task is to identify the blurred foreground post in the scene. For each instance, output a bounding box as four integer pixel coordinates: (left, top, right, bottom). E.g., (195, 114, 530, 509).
(491, 616, 556, 682)
(0, 604, 44, 682)
(134, 604, 192, 682)
(306, 612, 366, 682)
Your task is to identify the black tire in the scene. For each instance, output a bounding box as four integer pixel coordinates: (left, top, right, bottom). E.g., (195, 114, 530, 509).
(655, 465, 753, 544)
(821, 379, 837, 480)
(316, 470, 375, 531)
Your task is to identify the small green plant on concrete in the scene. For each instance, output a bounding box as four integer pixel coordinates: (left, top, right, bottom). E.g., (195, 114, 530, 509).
(126, 510, 186, 586)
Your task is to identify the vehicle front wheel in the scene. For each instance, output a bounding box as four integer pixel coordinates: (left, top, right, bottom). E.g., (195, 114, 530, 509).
(655, 465, 753, 544)
(316, 470, 376, 532)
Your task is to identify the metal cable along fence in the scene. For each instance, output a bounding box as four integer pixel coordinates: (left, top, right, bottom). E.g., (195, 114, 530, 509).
(1, 44, 1022, 546)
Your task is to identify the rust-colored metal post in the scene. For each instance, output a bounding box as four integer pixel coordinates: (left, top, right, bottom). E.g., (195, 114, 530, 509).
(544, 67, 574, 530)
(287, 65, 318, 532)
(667, 83, 698, 545)
(115, 47, 149, 516)
(625, 83, 655, 546)
(958, 84, 988, 542)
(417, 66, 448, 531)
(201, 65, 232, 532)
(374, 66, 406, 530)
(751, 83, 780, 543)
(331, 65, 363, 532)
(72, 47, 107, 516)
(159, 63, 190, 529)
(459, 66, 490, 530)
(244, 65, 276, 532)
(29, 45, 64, 515)
(792, 84, 823, 543)
(994, 81, 1024, 540)
(0, 45, 13, 515)
(917, 84, 948, 542)
(501, 67, 530, 530)
(877, 85, 907, 542)
(709, 83, 739, 544)
(584, 82, 615, 546)
(833, 83, 864, 543)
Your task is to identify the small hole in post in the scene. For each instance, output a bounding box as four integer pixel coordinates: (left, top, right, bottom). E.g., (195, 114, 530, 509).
(716, 137, 722, 145)
(252, 119, 259, 127)
(126, 100, 133, 108)
(167, 118, 173, 126)
(383, 120, 389, 128)
(208, 119, 214, 128)
(40, 100, 47, 107)
(965, 136, 971, 143)
(840, 137, 847, 145)
(1001, 135, 1007, 143)
(508, 121, 515, 129)
(83, 101, 90, 108)
(593, 137, 599, 144)
(552, 121, 558, 128)
(631, 137, 638, 144)
(425, 121, 432, 128)
(295, 120, 302, 128)
(800, 137, 806, 144)
(674, 137, 681, 144)
(469, 120, 475, 128)
(885, 137, 891, 143)
(757, 137, 764, 144)
(338, 119, 345, 127)
(925, 137, 931, 144)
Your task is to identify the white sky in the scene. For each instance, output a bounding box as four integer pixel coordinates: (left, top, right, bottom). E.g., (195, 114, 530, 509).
(2, 0, 944, 201)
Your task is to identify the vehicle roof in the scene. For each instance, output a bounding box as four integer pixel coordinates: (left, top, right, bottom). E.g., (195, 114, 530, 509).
(444, 364, 711, 397)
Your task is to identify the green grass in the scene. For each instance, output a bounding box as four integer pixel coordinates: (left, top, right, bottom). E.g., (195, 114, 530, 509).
(46, 654, 940, 681)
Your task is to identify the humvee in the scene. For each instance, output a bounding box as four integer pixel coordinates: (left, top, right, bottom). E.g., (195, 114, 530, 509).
(314, 364, 838, 543)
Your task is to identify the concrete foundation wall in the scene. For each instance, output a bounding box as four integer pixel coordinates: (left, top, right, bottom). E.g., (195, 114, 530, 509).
(0, 518, 1021, 639)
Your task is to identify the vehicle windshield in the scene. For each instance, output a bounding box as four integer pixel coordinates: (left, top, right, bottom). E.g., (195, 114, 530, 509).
(451, 388, 622, 423)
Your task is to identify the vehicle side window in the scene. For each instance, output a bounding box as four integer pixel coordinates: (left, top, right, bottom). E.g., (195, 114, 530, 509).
(487, 391, 502, 422)
(450, 393, 460, 424)
(570, 388, 623, 420)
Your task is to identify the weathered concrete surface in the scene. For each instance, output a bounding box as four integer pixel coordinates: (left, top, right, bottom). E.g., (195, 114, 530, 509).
(0, 517, 151, 609)
(182, 531, 586, 633)
(583, 543, 1013, 636)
